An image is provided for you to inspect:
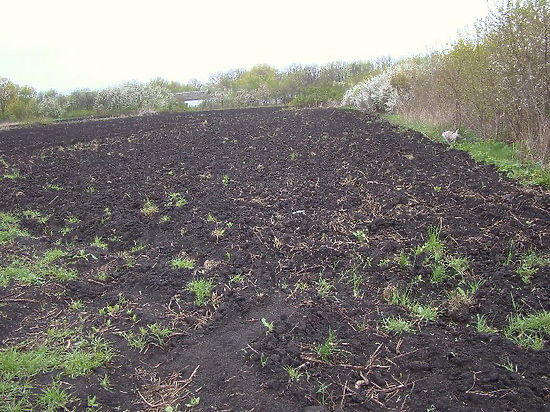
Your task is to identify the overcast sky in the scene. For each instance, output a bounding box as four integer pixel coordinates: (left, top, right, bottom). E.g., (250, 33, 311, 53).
(1, 0, 492, 92)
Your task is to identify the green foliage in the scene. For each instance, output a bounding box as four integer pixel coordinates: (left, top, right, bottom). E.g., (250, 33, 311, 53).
(171, 256, 196, 270)
(411, 305, 438, 322)
(0, 335, 114, 409)
(141, 199, 159, 216)
(384, 0, 550, 164)
(290, 83, 345, 107)
(185, 396, 201, 408)
(0, 249, 76, 286)
(381, 316, 414, 334)
(352, 230, 368, 243)
(283, 365, 304, 382)
(36, 381, 74, 411)
(418, 225, 445, 260)
(504, 311, 550, 350)
(186, 278, 215, 306)
(314, 329, 339, 361)
(0, 345, 63, 378)
(455, 140, 550, 188)
(385, 287, 438, 322)
(261, 318, 274, 334)
(474, 314, 498, 334)
(0, 80, 39, 121)
(396, 251, 411, 268)
(90, 236, 108, 250)
(62, 337, 114, 377)
(516, 250, 548, 283)
(147, 323, 173, 345)
(0, 212, 29, 244)
(121, 329, 148, 350)
(166, 192, 188, 207)
(315, 275, 334, 297)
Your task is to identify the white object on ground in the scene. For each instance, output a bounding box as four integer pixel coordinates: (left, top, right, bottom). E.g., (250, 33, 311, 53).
(441, 129, 460, 143)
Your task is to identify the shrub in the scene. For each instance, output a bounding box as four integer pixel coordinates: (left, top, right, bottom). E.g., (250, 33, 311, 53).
(38, 96, 67, 118)
(94, 81, 176, 114)
(290, 83, 345, 107)
(341, 65, 412, 112)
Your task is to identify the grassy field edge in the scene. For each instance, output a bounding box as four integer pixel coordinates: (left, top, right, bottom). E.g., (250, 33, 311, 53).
(382, 114, 550, 190)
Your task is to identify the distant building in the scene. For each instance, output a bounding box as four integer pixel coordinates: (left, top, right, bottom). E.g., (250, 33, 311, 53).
(173, 91, 209, 107)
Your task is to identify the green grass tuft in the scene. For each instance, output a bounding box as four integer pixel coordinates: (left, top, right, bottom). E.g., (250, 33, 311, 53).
(186, 278, 215, 306)
(381, 316, 414, 334)
(504, 311, 550, 350)
(0, 212, 30, 245)
(0, 249, 76, 286)
(171, 257, 196, 270)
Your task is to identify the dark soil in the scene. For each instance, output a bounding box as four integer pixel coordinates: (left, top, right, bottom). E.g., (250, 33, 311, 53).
(0, 107, 549, 411)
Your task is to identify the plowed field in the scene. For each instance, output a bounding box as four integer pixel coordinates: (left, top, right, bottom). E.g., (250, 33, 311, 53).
(1, 107, 549, 411)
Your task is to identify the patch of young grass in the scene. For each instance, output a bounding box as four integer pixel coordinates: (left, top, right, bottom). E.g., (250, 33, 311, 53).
(385, 287, 438, 322)
(380, 316, 414, 335)
(68, 299, 84, 311)
(348, 271, 363, 298)
(352, 230, 368, 243)
(474, 314, 498, 334)
(455, 140, 550, 188)
(496, 358, 520, 374)
(430, 263, 448, 283)
(417, 225, 445, 261)
(186, 278, 215, 306)
(383, 114, 446, 142)
(36, 381, 74, 411)
(147, 323, 173, 345)
(396, 251, 411, 268)
(119, 329, 143, 350)
(0, 334, 114, 409)
(0, 249, 76, 286)
(283, 365, 304, 382)
(516, 250, 548, 284)
(171, 256, 196, 270)
(261, 318, 274, 334)
(446, 282, 480, 312)
(2, 169, 21, 180)
(166, 192, 188, 207)
(314, 329, 339, 361)
(63, 337, 115, 377)
(0, 212, 30, 244)
(315, 275, 334, 298)
(411, 304, 439, 322)
(0, 344, 63, 378)
(211, 228, 226, 241)
(44, 183, 64, 191)
(447, 256, 470, 276)
(504, 311, 550, 350)
(185, 396, 201, 408)
(90, 235, 108, 250)
(159, 215, 171, 223)
(385, 287, 414, 307)
(140, 199, 159, 216)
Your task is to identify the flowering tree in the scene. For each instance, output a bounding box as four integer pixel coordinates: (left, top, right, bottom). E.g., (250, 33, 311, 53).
(94, 81, 176, 113)
(38, 95, 68, 118)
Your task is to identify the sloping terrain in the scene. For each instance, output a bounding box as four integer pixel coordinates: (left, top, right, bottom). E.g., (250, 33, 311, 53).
(0, 107, 549, 411)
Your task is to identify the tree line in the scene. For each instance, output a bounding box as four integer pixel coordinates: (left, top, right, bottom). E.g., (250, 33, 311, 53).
(1, 0, 547, 162)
